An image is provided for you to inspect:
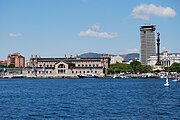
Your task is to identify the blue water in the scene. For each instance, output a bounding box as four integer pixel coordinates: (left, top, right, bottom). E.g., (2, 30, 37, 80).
(0, 78, 180, 120)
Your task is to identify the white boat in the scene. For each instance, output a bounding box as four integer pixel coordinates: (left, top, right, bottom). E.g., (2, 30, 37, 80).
(77, 73, 98, 78)
(164, 77, 170, 87)
(172, 75, 180, 82)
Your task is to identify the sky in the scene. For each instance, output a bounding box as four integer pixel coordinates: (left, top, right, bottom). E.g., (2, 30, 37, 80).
(0, 0, 180, 60)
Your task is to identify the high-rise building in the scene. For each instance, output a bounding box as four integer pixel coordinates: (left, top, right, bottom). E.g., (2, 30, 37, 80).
(140, 24, 156, 65)
(7, 52, 25, 67)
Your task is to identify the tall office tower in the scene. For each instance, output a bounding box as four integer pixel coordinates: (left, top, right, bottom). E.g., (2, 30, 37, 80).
(140, 24, 156, 65)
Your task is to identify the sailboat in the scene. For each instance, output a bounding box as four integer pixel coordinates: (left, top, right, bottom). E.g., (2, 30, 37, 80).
(164, 77, 170, 87)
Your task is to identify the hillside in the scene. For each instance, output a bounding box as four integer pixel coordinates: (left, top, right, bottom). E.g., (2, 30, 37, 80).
(78, 52, 139, 61)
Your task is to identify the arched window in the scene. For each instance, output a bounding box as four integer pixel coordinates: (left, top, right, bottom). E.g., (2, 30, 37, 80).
(58, 64, 65, 68)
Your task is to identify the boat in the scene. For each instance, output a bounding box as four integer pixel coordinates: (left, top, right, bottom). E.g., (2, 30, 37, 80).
(172, 77, 180, 82)
(77, 73, 98, 78)
(164, 77, 170, 87)
(172, 74, 180, 82)
(2, 74, 24, 78)
(11, 74, 24, 78)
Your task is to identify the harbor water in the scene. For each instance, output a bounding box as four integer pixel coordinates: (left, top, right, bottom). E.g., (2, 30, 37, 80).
(0, 78, 180, 119)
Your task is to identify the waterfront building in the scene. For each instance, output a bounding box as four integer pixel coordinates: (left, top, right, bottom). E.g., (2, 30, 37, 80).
(110, 55, 124, 64)
(140, 24, 156, 65)
(148, 49, 180, 67)
(23, 55, 110, 77)
(0, 60, 7, 67)
(7, 52, 25, 67)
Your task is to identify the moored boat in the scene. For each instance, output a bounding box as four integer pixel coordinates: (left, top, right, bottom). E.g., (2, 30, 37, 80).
(77, 73, 98, 78)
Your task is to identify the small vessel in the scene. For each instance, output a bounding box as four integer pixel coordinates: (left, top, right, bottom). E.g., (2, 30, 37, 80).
(164, 77, 170, 87)
(172, 74, 180, 82)
(77, 73, 98, 78)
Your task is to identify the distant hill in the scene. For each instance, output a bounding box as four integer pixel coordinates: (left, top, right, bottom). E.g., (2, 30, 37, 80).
(79, 52, 139, 61)
(123, 53, 139, 61)
(79, 52, 114, 58)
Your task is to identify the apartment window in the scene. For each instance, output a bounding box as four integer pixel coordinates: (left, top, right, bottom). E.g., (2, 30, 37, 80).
(82, 64, 84, 67)
(83, 71, 85, 73)
(79, 71, 81, 74)
(39, 71, 41, 74)
(78, 64, 80, 67)
(96, 64, 99, 67)
(89, 64, 91, 67)
(50, 71, 52, 74)
(28, 71, 30, 74)
(95, 71, 97, 73)
(76, 71, 78, 73)
(85, 64, 87, 67)
(93, 64, 95, 67)
(46, 71, 48, 74)
(72, 71, 74, 74)
(40, 65, 42, 67)
(87, 71, 89, 73)
(47, 65, 49, 67)
(50, 65, 52, 67)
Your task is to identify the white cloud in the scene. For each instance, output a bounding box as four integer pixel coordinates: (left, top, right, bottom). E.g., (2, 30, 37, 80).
(126, 48, 139, 53)
(131, 4, 176, 20)
(78, 24, 117, 39)
(9, 32, 22, 37)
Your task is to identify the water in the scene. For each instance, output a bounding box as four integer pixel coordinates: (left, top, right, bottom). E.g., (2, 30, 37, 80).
(0, 78, 180, 120)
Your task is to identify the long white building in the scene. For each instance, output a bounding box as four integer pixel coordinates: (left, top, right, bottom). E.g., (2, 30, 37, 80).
(23, 55, 110, 77)
(148, 49, 180, 67)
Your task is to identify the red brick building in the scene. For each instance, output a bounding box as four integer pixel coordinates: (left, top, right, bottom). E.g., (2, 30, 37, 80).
(7, 53, 25, 67)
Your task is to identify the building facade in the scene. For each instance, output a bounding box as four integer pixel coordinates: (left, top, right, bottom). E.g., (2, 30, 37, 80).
(23, 55, 110, 77)
(110, 55, 124, 64)
(148, 49, 180, 67)
(7, 53, 25, 67)
(140, 24, 156, 65)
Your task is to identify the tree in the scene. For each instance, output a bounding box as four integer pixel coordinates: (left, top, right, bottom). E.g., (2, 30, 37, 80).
(0, 64, 7, 68)
(8, 64, 15, 68)
(130, 60, 141, 73)
(107, 63, 133, 74)
(140, 65, 152, 73)
(167, 62, 180, 73)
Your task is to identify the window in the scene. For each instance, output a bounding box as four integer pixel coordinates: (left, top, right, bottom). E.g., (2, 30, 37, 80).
(95, 71, 97, 73)
(87, 71, 89, 73)
(82, 64, 84, 67)
(58, 64, 65, 68)
(47, 65, 49, 67)
(83, 71, 85, 73)
(79, 71, 81, 74)
(93, 64, 95, 67)
(46, 71, 48, 74)
(78, 64, 80, 67)
(72, 71, 74, 74)
(89, 64, 91, 67)
(76, 71, 78, 73)
(50, 71, 52, 74)
(50, 65, 52, 67)
(85, 64, 87, 67)
(58, 70, 65, 74)
(96, 64, 99, 67)
(40, 65, 42, 67)
(28, 71, 30, 74)
(39, 71, 41, 74)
